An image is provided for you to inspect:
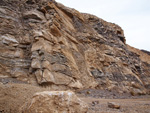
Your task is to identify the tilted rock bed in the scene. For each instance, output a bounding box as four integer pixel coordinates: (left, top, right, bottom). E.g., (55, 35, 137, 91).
(0, 0, 150, 96)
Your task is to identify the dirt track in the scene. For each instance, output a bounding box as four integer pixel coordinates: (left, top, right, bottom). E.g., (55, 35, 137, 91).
(0, 83, 150, 113)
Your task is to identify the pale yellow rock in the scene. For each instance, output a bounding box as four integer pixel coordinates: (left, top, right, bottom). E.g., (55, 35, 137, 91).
(31, 59, 41, 69)
(31, 39, 52, 53)
(20, 91, 88, 113)
(42, 69, 55, 83)
(51, 63, 66, 72)
(53, 72, 73, 85)
(14, 49, 24, 58)
(69, 80, 83, 89)
(31, 39, 43, 51)
(35, 70, 43, 84)
(42, 60, 51, 70)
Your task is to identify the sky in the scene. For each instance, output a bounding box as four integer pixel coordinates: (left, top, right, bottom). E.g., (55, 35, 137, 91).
(56, 0, 150, 51)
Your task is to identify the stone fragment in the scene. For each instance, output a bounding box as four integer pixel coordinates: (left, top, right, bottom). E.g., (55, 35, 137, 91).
(131, 81, 142, 89)
(31, 51, 39, 59)
(130, 88, 146, 96)
(91, 69, 103, 78)
(50, 24, 62, 37)
(108, 102, 120, 109)
(51, 63, 71, 76)
(69, 80, 83, 89)
(92, 101, 99, 106)
(33, 30, 43, 38)
(31, 38, 52, 53)
(35, 70, 43, 84)
(41, 69, 55, 83)
(11, 68, 27, 78)
(31, 39, 43, 51)
(51, 64, 66, 71)
(42, 60, 51, 70)
(14, 49, 24, 58)
(20, 91, 88, 113)
(53, 72, 73, 85)
(31, 59, 41, 69)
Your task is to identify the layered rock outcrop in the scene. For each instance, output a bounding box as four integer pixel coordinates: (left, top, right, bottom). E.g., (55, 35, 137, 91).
(0, 0, 150, 94)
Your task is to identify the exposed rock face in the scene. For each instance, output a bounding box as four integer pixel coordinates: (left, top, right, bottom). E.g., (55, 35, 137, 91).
(141, 50, 150, 56)
(0, 0, 150, 94)
(20, 91, 88, 113)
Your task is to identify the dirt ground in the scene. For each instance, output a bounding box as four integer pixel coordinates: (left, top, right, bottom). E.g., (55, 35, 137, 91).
(0, 82, 150, 113)
(77, 89, 150, 113)
(81, 97, 150, 113)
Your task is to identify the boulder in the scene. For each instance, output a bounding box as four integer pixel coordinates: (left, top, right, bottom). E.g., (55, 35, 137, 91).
(20, 91, 88, 113)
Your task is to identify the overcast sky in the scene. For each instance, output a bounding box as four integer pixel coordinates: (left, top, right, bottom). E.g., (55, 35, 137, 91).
(56, 0, 150, 51)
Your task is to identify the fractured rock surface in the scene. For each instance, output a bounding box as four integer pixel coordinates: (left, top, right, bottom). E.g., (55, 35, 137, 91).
(0, 0, 150, 94)
(20, 91, 88, 113)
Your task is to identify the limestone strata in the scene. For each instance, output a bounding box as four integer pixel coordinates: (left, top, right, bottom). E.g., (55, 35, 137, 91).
(20, 91, 88, 113)
(0, 0, 150, 94)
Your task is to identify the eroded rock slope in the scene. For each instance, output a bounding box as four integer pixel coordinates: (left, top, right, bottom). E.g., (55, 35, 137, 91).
(0, 0, 150, 94)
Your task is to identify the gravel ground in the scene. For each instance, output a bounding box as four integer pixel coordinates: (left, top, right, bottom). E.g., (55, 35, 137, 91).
(0, 82, 150, 113)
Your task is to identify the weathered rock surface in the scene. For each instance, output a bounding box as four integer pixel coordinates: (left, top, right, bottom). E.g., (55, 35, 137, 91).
(108, 102, 120, 109)
(0, 0, 150, 94)
(20, 91, 88, 113)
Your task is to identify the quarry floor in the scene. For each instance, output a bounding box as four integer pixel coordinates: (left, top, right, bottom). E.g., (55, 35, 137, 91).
(0, 82, 150, 113)
(81, 97, 150, 113)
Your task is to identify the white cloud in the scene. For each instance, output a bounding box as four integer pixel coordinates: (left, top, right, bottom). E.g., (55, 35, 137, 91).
(56, 0, 150, 50)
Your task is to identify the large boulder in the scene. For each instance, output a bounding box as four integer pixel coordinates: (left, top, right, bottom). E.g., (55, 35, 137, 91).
(20, 91, 88, 113)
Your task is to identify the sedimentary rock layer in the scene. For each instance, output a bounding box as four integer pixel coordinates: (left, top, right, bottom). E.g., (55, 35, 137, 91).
(0, 0, 150, 94)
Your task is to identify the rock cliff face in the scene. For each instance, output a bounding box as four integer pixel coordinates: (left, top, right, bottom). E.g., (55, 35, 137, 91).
(0, 0, 150, 94)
